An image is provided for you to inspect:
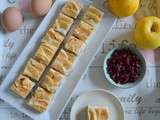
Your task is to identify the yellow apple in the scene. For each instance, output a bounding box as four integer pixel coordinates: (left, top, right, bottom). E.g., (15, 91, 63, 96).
(134, 16, 160, 49)
(107, 0, 140, 17)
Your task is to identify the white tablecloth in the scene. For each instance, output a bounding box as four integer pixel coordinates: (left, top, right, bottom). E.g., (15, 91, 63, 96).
(0, 0, 160, 120)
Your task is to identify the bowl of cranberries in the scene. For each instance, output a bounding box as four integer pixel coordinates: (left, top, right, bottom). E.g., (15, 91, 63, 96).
(103, 45, 146, 89)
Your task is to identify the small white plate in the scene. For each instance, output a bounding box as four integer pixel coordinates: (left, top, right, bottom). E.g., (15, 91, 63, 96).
(71, 89, 124, 120)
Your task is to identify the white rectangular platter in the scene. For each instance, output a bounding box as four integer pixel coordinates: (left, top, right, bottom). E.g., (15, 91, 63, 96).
(0, 0, 116, 120)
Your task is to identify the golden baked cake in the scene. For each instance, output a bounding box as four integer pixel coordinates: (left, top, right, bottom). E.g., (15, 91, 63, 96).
(73, 20, 94, 42)
(65, 35, 85, 55)
(10, 75, 35, 98)
(51, 49, 76, 74)
(27, 87, 53, 112)
(83, 5, 104, 27)
(52, 13, 74, 36)
(33, 39, 58, 66)
(44, 28, 64, 47)
(62, 0, 81, 19)
(41, 68, 64, 92)
(87, 106, 109, 120)
(23, 58, 46, 81)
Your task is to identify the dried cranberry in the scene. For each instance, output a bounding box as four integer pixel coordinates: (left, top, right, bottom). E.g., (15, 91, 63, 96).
(107, 49, 142, 85)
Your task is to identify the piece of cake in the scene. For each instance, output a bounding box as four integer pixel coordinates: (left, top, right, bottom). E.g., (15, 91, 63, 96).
(10, 75, 35, 98)
(51, 49, 76, 74)
(41, 68, 64, 92)
(33, 40, 58, 66)
(23, 58, 46, 81)
(61, 0, 81, 19)
(73, 21, 94, 42)
(82, 5, 104, 27)
(44, 28, 64, 47)
(87, 106, 109, 120)
(65, 35, 85, 55)
(52, 13, 74, 36)
(27, 87, 53, 112)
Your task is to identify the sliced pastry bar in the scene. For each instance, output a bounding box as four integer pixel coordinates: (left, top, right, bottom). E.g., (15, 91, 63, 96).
(87, 106, 109, 120)
(51, 49, 76, 74)
(44, 28, 64, 47)
(82, 5, 104, 27)
(52, 13, 74, 36)
(41, 68, 64, 93)
(22, 58, 46, 81)
(33, 38, 58, 66)
(61, 0, 81, 19)
(10, 75, 35, 98)
(73, 20, 94, 42)
(27, 87, 53, 112)
(65, 35, 85, 55)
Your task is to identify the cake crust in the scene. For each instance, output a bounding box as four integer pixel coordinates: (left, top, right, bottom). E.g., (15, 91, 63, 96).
(73, 21, 94, 42)
(41, 68, 64, 92)
(65, 35, 85, 55)
(23, 58, 46, 81)
(82, 5, 104, 26)
(52, 13, 74, 36)
(62, 0, 81, 19)
(27, 87, 53, 112)
(10, 75, 35, 98)
(51, 49, 76, 74)
(87, 106, 109, 120)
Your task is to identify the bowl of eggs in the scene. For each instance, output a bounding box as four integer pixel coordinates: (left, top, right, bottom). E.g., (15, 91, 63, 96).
(103, 45, 146, 89)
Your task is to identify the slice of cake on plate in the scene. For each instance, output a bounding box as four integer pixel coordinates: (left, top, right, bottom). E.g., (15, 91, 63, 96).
(87, 105, 109, 120)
